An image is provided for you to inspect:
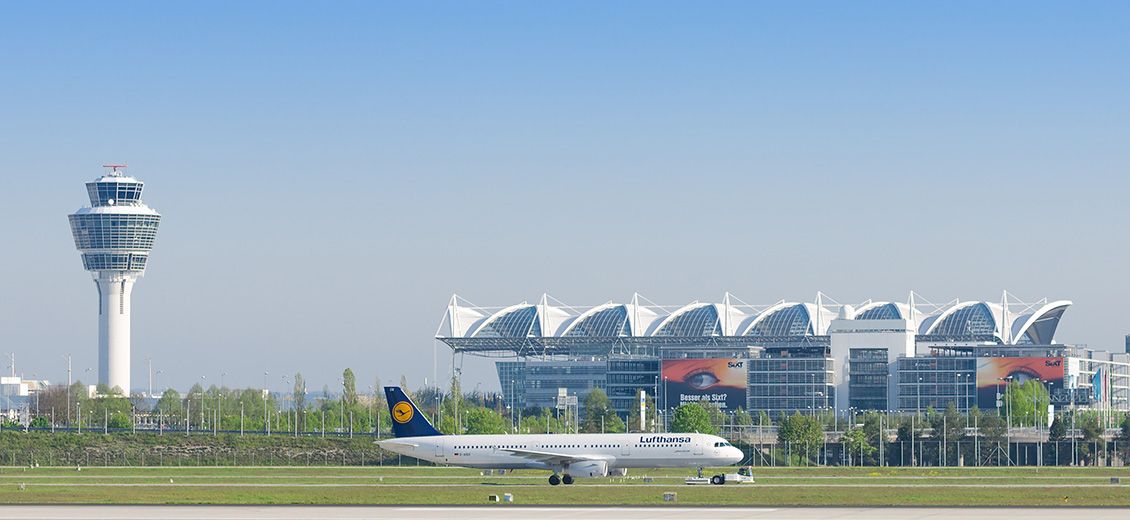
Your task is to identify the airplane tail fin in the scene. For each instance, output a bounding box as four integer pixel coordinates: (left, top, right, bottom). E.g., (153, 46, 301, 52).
(384, 386, 442, 438)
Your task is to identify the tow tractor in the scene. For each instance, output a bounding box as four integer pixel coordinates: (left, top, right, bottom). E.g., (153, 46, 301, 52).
(685, 466, 755, 485)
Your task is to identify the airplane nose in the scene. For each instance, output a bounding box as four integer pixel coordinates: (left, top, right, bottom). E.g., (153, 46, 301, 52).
(728, 447, 744, 463)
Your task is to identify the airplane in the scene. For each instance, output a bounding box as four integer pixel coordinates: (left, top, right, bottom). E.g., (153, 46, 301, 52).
(377, 386, 744, 486)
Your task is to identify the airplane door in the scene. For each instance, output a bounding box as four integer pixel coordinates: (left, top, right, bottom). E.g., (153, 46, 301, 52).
(620, 442, 630, 456)
(693, 437, 704, 456)
(435, 438, 445, 458)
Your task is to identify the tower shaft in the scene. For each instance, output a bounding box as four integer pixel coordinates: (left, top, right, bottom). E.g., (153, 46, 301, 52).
(96, 274, 136, 393)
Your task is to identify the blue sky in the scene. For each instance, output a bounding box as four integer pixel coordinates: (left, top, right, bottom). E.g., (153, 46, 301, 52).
(1, 2, 1128, 393)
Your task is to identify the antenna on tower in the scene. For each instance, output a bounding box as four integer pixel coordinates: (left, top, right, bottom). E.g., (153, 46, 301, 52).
(102, 164, 128, 176)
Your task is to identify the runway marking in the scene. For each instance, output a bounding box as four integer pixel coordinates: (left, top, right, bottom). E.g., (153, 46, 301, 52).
(0, 474, 1123, 480)
(6, 482, 1125, 488)
(400, 507, 780, 511)
(2, 507, 1130, 520)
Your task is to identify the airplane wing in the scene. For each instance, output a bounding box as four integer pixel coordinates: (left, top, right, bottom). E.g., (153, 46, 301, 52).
(499, 448, 613, 466)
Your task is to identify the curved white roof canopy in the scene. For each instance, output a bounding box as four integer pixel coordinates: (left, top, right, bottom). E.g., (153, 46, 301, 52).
(561, 303, 631, 337)
(650, 303, 722, 337)
(922, 301, 1002, 337)
(740, 302, 834, 336)
(469, 304, 540, 338)
(1010, 301, 1072, 345)
(443, 296, 1071, 345)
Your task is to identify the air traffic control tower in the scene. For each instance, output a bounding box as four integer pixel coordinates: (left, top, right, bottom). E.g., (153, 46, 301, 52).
(68, 165, 161, 394)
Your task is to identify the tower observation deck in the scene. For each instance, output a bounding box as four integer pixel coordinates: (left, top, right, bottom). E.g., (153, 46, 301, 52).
(68, 166, 161, 394)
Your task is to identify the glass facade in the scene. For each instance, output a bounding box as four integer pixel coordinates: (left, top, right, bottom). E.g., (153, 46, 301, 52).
(81, 253, 148, 271)
(930, 303, 997, 338)
(747, 357, 834, 418)
(68, 214, 160, 251)
(86, 180, 144, 207)
(521, 361, 606, 410)
(495, 361, 526, 410)
(745, 304, 813, 337)
(654, 305, 720, 337)
(474, 306, 540, 338)
(70, 175, 161, 275)
(896, 357, 977, 412)
(565, 305, 630, 337)
(848, 348, 889, 410)
(856, 303, 903, 320)
(606, 358, 659, 413)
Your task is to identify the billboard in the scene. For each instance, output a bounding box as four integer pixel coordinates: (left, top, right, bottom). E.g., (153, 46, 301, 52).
(975, 357, 1065, 409)
(662, 358, 746, 410)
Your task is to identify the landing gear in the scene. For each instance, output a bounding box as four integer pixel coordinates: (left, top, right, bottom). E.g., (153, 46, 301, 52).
(562, 474, 574, 485)
(549, 474, 561, 486)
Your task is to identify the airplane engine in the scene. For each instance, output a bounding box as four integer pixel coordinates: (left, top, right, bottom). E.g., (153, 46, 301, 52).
(566, 460, 608, 478)
(611, 468, 628, 477)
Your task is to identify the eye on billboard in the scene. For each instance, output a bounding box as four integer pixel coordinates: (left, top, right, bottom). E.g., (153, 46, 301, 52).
(661, 359, 746, 410)
(975, 357, 1065, 409)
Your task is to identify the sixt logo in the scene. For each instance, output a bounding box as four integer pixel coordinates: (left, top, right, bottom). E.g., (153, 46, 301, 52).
(727, 361, 744, 368)
(639, 436, 691, 444)
(1045, 359, 1062, 367)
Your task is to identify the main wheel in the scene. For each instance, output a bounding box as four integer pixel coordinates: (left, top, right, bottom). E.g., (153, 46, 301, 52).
(710, 475, 723, 485)
(562, 474, 574, 485)
(549, 474, 561, 486)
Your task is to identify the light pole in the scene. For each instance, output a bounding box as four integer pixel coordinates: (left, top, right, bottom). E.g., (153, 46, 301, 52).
(1034, 379, 1047, 429)
(917, 376, 923, 414)
(31, 373, 39, 418)
(1000, 376, 1013, 429)
(809, 373, 815, 417)
(64, 354, 72, 427)
(1000, 375, 1013, 466)
(282, 374, 289, 435)
(200, 375, 207, 431)
(264, 371, 270, 435)
(960, 373, 969, 411)
(663, 376, 669, 427)
(219, 371, 227, 429)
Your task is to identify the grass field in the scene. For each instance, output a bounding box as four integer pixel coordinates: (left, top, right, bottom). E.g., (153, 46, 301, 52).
(0, 466, 1127, 506)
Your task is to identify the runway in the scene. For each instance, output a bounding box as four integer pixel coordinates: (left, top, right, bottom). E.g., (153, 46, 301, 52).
(0, 506, 1127, 520)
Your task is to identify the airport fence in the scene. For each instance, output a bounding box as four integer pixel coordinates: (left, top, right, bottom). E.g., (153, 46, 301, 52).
(741, 439, 1128, 467)
(0, 448, 438, 467)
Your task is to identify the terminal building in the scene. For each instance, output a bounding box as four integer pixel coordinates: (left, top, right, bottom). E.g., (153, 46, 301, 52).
(436, 293, 1130, 419)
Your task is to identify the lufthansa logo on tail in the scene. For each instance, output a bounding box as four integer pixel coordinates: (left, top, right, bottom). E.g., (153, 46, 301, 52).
(392, 401, 414, 424)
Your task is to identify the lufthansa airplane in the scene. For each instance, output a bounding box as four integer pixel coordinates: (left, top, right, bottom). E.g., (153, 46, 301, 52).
(378, 386, 744, 485)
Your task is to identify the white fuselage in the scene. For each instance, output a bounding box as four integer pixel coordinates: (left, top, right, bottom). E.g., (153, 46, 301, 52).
(379, 432, 743, 473)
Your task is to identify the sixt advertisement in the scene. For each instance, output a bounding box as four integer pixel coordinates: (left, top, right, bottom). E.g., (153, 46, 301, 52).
(975, 357, 1065, 409)
(662, 358, 746, 410)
